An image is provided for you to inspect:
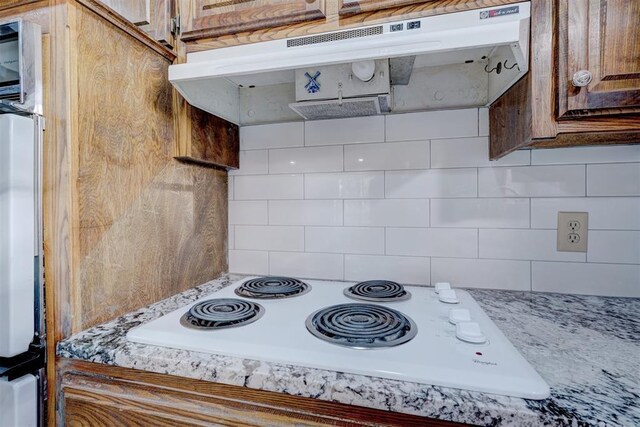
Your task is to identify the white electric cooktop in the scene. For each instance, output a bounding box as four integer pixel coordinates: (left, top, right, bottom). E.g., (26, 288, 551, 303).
(127, 277, 550, 400)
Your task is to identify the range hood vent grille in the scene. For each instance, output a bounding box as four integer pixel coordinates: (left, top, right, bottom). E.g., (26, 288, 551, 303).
(289, 95, 391, 120)
(287, 26, 383, 48)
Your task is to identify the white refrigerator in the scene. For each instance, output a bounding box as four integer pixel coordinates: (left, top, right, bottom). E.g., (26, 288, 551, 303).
(0, 113, 43, 427)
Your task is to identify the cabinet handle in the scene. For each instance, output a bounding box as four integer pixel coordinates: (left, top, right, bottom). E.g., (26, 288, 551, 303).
(572, 70, 593, 88)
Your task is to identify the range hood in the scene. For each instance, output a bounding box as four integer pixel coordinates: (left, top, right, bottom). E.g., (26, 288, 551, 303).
(170, 2, 530, 125)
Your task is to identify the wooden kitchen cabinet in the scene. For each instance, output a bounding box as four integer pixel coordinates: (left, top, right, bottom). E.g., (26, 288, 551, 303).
(489, 0, 640, 159)
(98, 0, 177, 48)
(180, 0, 327, 41)
(59, 359, 461, 426)
(557, 0, 640, 117)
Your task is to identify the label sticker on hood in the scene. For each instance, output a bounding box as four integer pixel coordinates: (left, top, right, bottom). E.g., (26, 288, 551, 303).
(479, 5, 519, 19)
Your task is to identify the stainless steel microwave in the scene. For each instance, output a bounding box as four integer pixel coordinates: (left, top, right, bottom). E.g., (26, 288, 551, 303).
(0, 20, 42, 115)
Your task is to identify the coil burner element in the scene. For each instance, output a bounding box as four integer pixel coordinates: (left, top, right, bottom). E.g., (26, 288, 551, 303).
(344, 280, 411, 302)
(235, 277, 311, 299)
(180, 298, 264, 330)
(305, 303, 417, 349)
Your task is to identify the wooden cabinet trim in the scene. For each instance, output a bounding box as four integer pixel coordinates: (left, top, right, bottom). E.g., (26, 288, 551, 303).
(59, 358, 464, 426)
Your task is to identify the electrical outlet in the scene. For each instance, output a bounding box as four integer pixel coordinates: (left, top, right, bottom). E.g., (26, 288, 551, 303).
(557, 212, 588, 252)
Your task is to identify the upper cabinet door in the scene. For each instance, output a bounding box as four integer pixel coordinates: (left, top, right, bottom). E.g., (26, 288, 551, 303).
(100, 0, 151, 25)
(181, 0, 326, 41)
(339, 0, 432, 16)
(559, 0, 640, 117)
(99, 0, 176, 48)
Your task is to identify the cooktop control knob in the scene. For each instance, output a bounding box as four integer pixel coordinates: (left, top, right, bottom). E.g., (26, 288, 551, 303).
(456, 322, 487, 344)
(439, 289, 459, 304)
(434, 282, 451, 294)
(449, 308, 471, 324)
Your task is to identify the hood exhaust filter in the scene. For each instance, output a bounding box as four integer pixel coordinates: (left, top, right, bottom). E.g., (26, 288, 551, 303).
(289, 95, 391, 120)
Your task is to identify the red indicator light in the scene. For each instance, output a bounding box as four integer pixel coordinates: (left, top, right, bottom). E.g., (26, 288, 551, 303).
(475, 352, 483, 356)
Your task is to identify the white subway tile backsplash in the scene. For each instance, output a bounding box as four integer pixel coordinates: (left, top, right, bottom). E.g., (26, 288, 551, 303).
(240, 122, 303, 150)
(531, 197, 640, 230)
(587, 163, 640, 196)
(305, 172, 384, 199)
(432, 258, 531, 290)
(229, 150, 268, 175)
(269, 146, 343, 174)
(305, 116, 384, 146)
(345, 255, 430, 285)
(305, 227, 384, 255)
(431, 198, 529, 228)
(229, 112, 639, 297)
(235, 226, 304, 251)
(386, 109, 477, 141)
(229, 201, 268, 225)
(478, 108, 489, 137)
(234, 174, 303, 200)
(479, 229, 585, 262)
(229, 250, 269, 275)
(269, 200, 342, 226)
(431, 137, 530, 168)
(588, 231, 640, 264)
(532, 145, 640, 165)
(228, 176, 234, 200)
(532, 262, 640, 297)
(387, 228, 478, 258)
(344, 141, 429, 171)
(269, 252, 343, 280)
(385, 169, 477, 198)
(478, 165, 585, 197)
(344, 199, 429, 227)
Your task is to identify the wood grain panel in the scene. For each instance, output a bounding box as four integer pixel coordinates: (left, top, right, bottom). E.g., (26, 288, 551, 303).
(70, 4, 228, 329)
(181, 0, 327, 41)
(186, 0, 521, 51)
(59, 359, 464, 426)
(339, 0, 433, 16)
(175, 104, 240, 168)
(0, 0, 43, 12)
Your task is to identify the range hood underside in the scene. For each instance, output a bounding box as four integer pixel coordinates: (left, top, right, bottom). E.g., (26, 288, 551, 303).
(170, 3, 530, 126)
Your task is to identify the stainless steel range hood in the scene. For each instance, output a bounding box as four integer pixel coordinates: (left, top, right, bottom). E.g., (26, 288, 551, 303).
(169, 2, 530, 125)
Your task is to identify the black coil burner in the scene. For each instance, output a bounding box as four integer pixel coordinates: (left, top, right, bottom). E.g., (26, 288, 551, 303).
(344, 280, 411, 302)
(180, 298, 264, 330)
(235, 277, 311, 299)
(305, 303, 417, 349)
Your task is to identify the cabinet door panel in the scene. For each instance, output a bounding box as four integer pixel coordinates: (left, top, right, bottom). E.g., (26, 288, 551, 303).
(139, 0, 176, 48)
(339, 0, 433, 16)
(100, 0, 150, 25)
(100, 0, 175, 48)
(560, 0, 640, 116)
(181, 0, 326, 40)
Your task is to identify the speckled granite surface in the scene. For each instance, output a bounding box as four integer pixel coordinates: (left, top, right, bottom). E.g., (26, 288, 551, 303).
(57, 275, 640, 426)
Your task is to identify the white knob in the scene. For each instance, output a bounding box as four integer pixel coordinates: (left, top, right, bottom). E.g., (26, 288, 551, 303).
(456, 322, 487, 344)
(449, 308, 471, 324)
(572, 70, 592, 87)
(439, 289, 459, 304)
(434, 282, 451, 294)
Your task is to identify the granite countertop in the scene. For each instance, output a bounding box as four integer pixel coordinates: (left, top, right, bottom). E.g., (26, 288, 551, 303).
(57, 274, 640, 426)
